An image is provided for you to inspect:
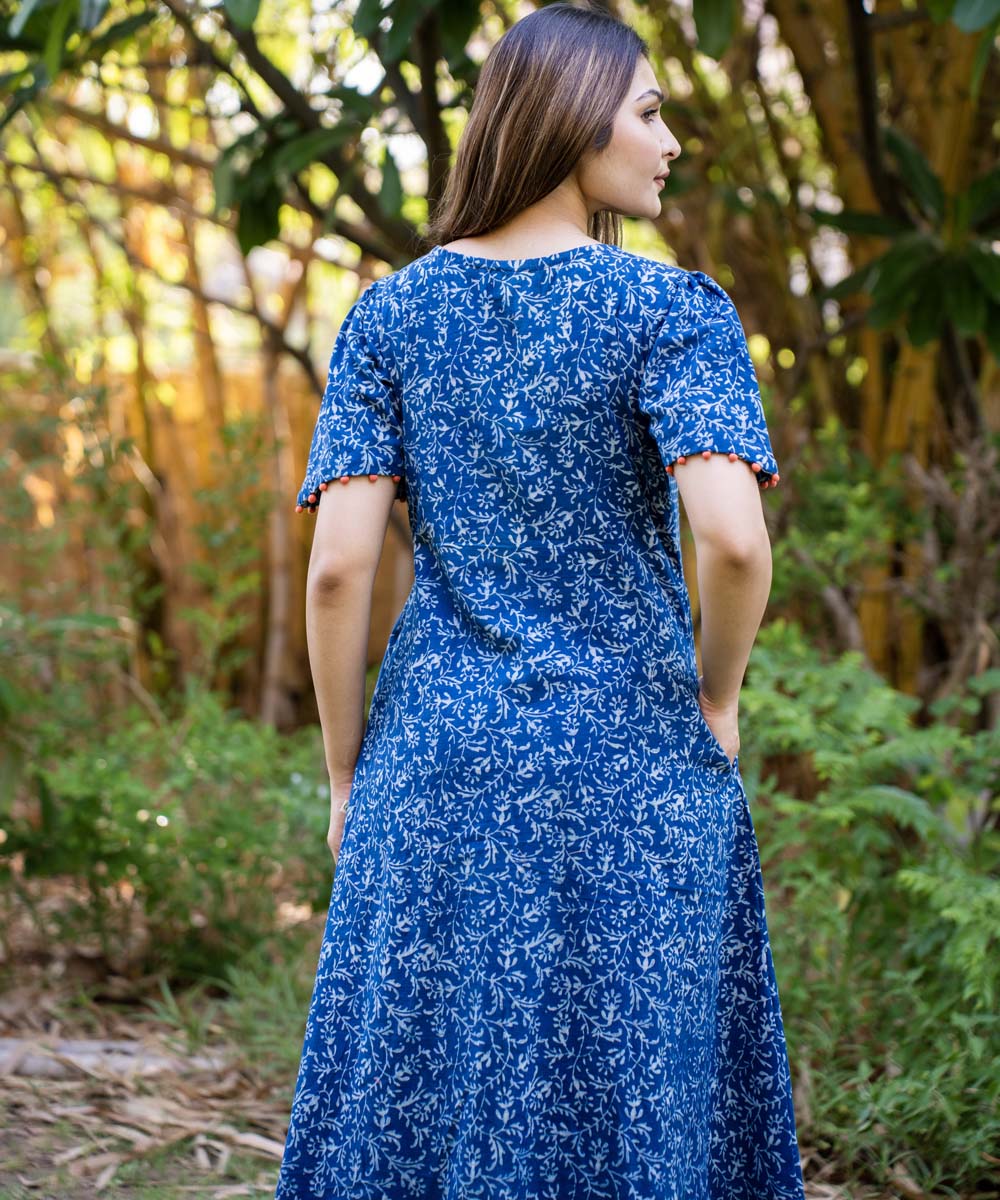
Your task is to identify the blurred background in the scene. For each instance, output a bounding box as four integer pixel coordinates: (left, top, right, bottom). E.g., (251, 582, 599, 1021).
(1, 0, 998, 1196)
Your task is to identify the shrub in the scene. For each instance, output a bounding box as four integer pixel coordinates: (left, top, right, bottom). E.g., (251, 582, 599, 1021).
(1, 683, 334, 982)
(743, 621, 1000, 1193)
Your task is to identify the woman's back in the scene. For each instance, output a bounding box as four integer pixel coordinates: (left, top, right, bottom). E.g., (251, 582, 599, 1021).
(298, 241, 777, 676)
(276, 243, 804, 1199)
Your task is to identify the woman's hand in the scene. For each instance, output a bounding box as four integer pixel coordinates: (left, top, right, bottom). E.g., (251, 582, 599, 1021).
(327, 779, 352, 865)
(697, 677, 740, 767)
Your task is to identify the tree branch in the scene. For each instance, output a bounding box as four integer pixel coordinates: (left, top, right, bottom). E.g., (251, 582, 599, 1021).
(24, 145, 324, 394)
(43, 96, 215, 172)
(1, 155, 231, 232)
(843, 0, 912, 224)
(159, 0, 412, 261)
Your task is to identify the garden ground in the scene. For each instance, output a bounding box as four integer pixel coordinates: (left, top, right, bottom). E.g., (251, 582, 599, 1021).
(0, 912, 910, 1200)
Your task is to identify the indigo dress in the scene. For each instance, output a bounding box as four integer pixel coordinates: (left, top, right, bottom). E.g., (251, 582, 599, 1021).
(276, 242, 806, 1200)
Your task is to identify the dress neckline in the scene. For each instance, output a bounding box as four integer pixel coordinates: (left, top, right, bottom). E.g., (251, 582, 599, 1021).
(431, 242, 612, 270)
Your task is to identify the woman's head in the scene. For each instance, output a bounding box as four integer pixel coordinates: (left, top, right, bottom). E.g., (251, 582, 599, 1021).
(426, 1, 681, 248)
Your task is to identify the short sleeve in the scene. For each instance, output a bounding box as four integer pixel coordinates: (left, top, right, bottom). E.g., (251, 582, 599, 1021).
(296, 280, 407, 512)
(636, 270, 780, 488)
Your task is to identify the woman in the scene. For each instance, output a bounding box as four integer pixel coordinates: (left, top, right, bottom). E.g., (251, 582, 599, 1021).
(276, 3, 804, 1197)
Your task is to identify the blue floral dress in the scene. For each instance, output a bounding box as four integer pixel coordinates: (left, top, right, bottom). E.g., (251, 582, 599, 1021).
(276, 243, 805, 1200)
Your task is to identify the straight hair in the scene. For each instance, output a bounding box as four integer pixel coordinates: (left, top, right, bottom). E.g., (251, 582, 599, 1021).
(426, 2, 650, 249)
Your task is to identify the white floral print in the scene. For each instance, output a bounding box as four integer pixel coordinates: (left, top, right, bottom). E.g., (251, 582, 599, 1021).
(278, 243, 805, 1199)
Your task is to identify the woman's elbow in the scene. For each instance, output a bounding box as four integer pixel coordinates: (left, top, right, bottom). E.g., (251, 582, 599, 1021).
(696, 523, 772, 569)
(306, 551, 371, 597)
(734, 525, 772, 568)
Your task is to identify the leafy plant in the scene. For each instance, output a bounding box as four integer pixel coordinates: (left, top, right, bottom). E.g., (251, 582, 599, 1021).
(742, 623, 1000, 1192)
(1, 683, 334, 980)
(809, 144, 1000, 354)
(185, 416, 273, 685)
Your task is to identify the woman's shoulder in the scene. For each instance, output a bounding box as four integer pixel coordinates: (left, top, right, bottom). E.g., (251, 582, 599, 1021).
(364, 244, 734, 339)
(612, 250, 732, 306)
(593, 249, 743, 337)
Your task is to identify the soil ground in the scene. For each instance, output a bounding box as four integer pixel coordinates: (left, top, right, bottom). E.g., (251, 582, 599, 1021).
(0, 912, 892, 1199)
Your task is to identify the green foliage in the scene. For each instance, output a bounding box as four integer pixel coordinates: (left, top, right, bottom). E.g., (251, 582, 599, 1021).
(690, 0, 738, 62)
(2, 361, 154, 784)
(199, 929, 320, 1085)
(1, 683, 334, 981)
(212, 107, 367, 253)
(809, 135, 1000, 353)
(0, 365, 332, 981)
(766, 419, 1000, 669)
(742, 623, 1000, 1192)
(766, 421, 893, 618)
(185, 416, 272, 684)
(951, 0, 1000, 32)
(222, 0, 260, 31)
(1, 353, 276, 695)
(0, 0, 157, 133)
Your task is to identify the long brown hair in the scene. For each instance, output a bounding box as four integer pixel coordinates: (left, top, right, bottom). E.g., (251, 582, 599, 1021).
(425, 2, 649, 250)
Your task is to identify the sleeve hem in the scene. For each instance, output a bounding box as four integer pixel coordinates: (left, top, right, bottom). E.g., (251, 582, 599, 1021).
(296, 450, 407, 511)
(653, 436, 780, 487)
